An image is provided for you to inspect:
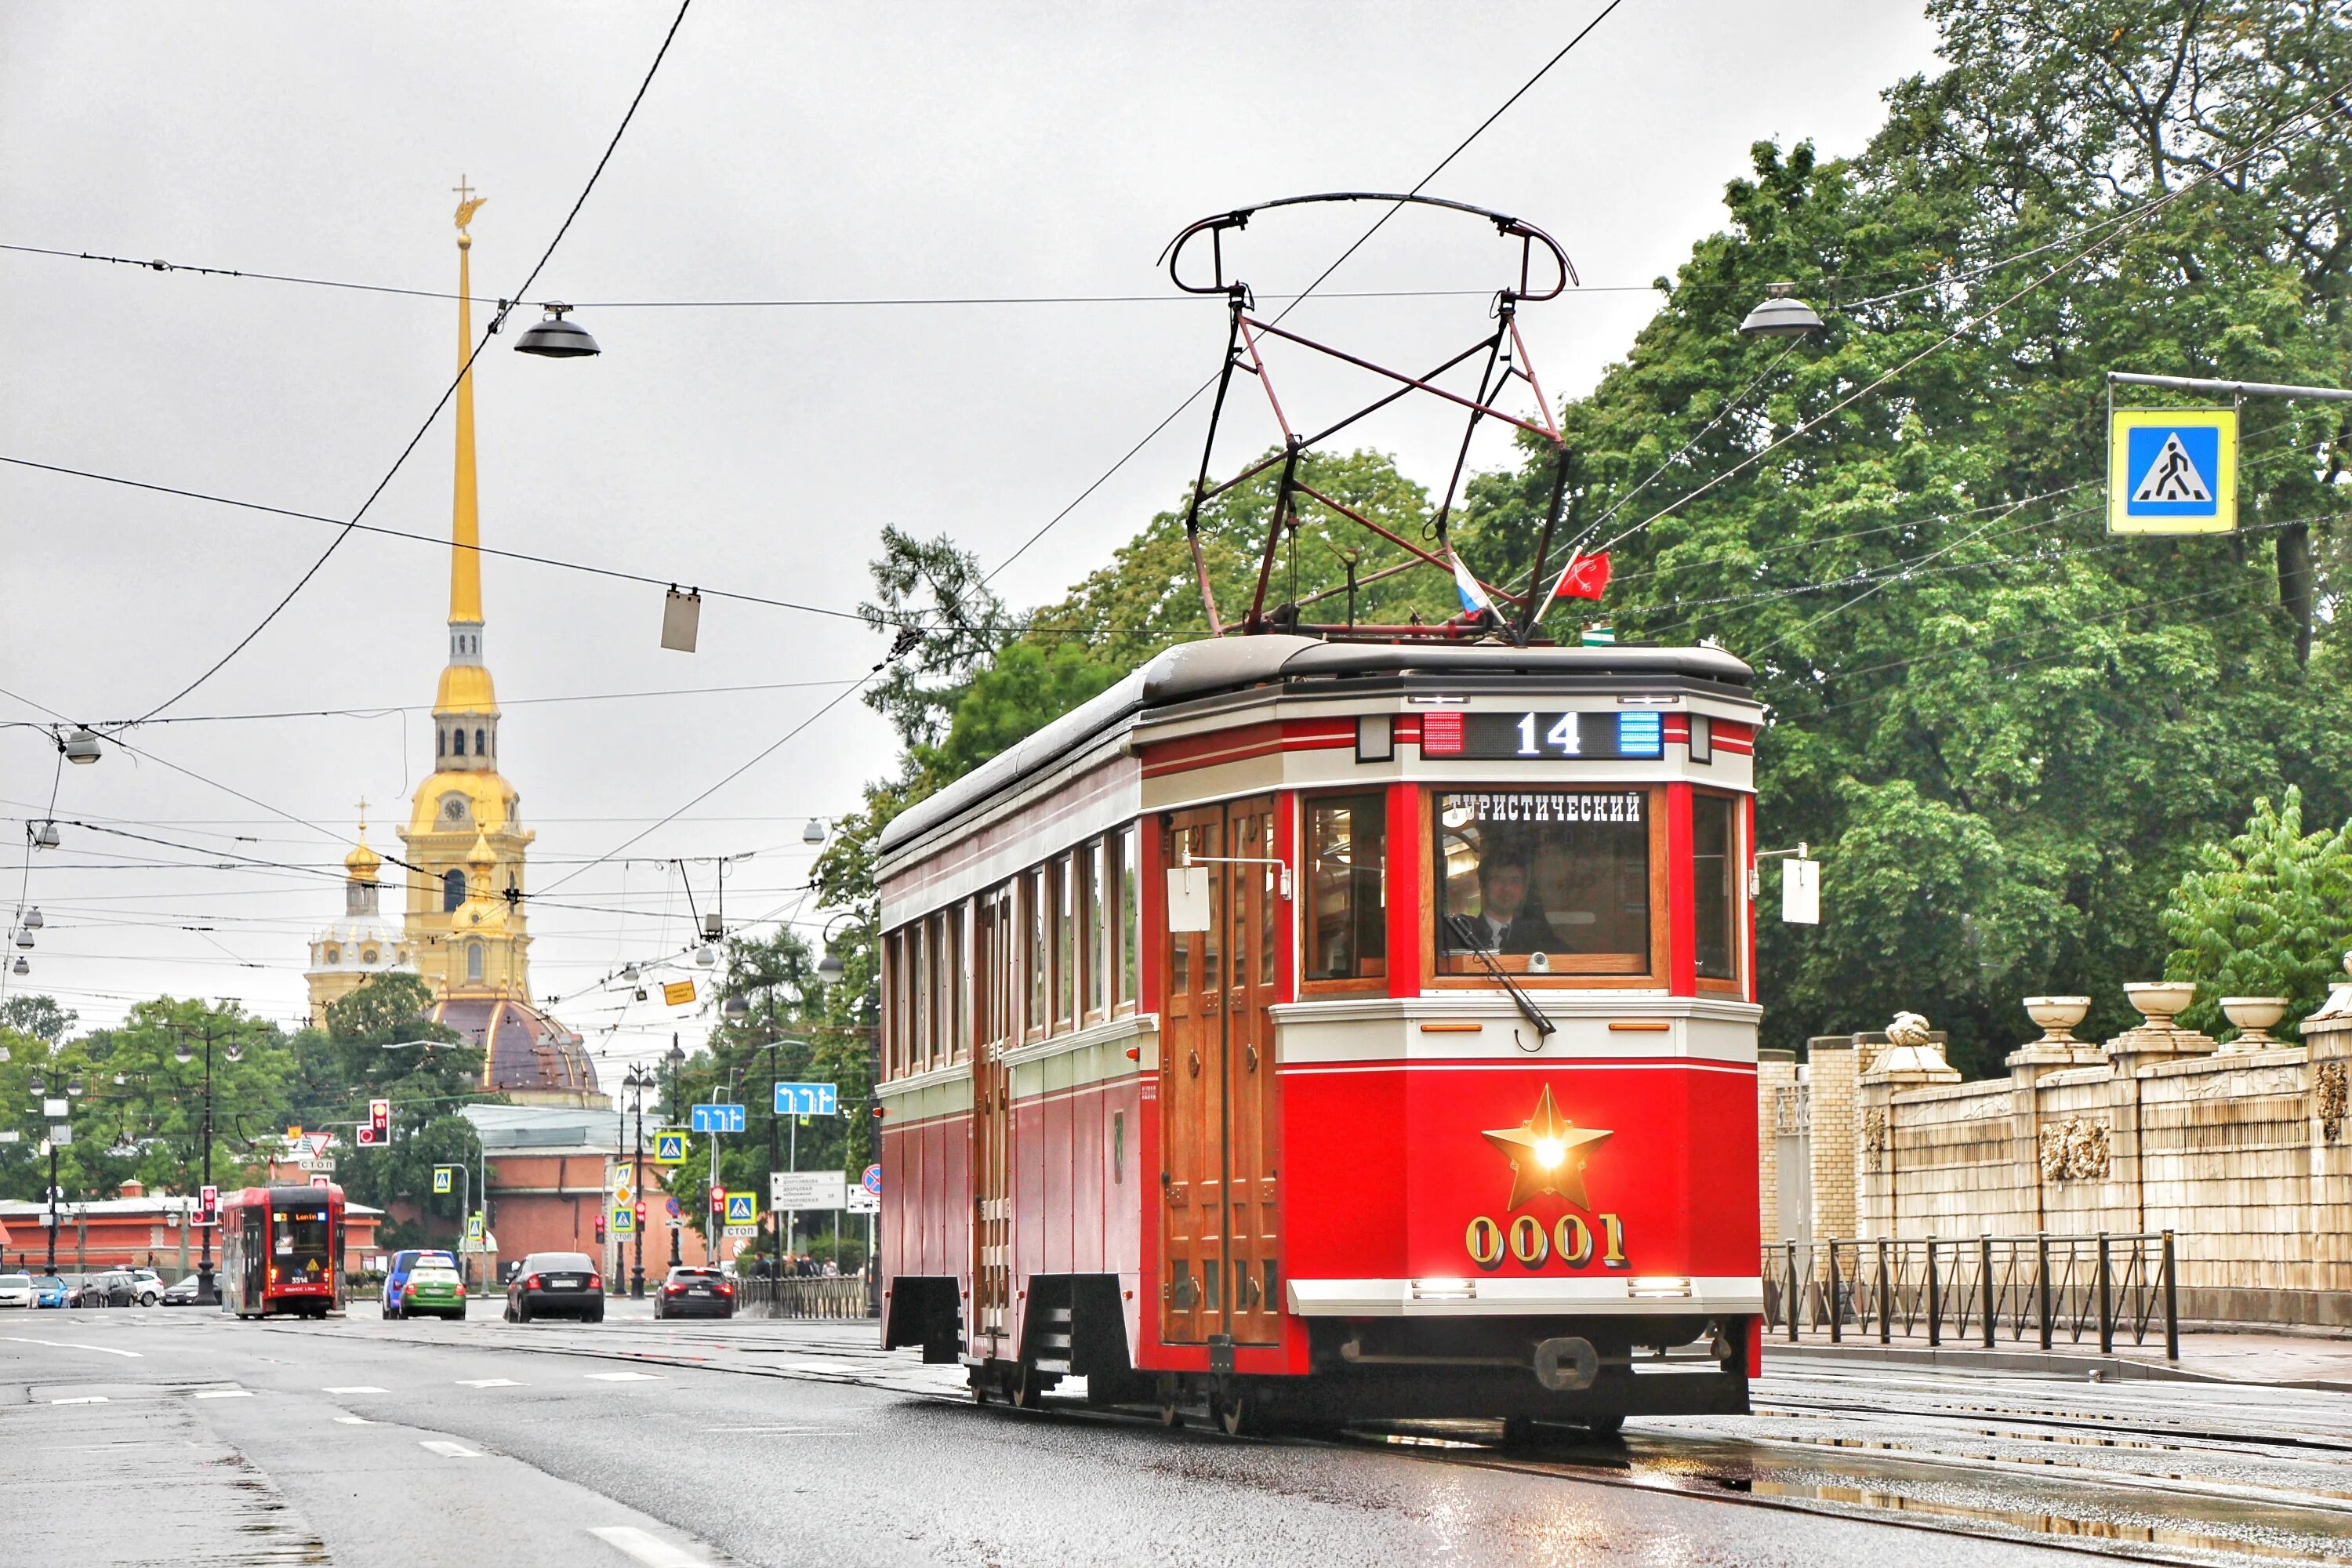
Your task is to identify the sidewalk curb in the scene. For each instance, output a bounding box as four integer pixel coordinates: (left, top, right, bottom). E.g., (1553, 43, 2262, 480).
(1763, 1340, 2236, 1385)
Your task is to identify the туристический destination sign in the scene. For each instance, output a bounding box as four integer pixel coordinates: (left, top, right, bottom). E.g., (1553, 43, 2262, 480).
(1421, 709, 1664, 760)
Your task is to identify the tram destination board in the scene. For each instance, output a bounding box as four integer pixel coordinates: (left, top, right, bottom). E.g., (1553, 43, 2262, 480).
(1421, 709, 1664, 760)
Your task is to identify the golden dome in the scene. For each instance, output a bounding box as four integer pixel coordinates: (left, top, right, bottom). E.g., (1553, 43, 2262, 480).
(404, 769, 522, 837)
(343, 837, 382, 882)
(466, 829, 497, 873)
(435, 662, 499, 715)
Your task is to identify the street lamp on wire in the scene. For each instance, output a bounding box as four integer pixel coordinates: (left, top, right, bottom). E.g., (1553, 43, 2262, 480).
(172, 1023, 243, 1305)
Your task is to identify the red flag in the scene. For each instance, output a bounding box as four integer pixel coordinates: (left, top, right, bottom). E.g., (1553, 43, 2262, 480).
(1546, 551, 1611, 602)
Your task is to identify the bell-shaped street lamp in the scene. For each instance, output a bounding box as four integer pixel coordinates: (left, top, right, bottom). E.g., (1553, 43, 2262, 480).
(23, 907, 43, 931)
(1738, 281, 1826, 339)
(63, 728, 102, 764)
(514, 303, 601, 358)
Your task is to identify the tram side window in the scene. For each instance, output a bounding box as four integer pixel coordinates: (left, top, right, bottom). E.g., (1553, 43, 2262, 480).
(1434, 789, 1653, 975)
(1116, 823, 1139, 1011)
(1305, 794, 1386, 982)
(1054, 855, 1076, 1029)
(1085, 839, 1108, 1020)
(884, 930, 906, 1077)
(909, 921, 929, 1073)
(1694, 793, 1739, 982)
(946, 905, 968, 1062)
(1025, 869, 1047, 1039)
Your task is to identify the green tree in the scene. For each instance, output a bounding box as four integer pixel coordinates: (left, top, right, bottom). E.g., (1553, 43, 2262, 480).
(2163, 786, 2352, 1039)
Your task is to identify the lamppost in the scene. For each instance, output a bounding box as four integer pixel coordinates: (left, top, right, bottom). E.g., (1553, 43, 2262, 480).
(27, 1069, 82, 1276)
(664, 1037, 687, 1269)
(623, 1065, 653, 1298)
(173, 1023, 243, 1305)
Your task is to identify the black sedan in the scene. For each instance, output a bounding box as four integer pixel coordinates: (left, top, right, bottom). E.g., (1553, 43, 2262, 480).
(652, 1265, 736, 1319)
(161, 1275, 203, 1306)
(504, 1251, 604, 1323)
(69, 1271, 136, 1308)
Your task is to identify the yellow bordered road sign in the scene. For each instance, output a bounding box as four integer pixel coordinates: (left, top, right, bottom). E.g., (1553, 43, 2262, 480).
(724, 1191, 757, 1225)
(2109, 405, 2236, 533)
(653, 1131, 688, 1166)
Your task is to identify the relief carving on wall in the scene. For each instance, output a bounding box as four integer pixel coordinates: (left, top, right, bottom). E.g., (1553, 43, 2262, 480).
(2038, 1116, 2111, 1181)
(1862, 1109, 1889, 1171)
(2318, 1062, 2349, 1146)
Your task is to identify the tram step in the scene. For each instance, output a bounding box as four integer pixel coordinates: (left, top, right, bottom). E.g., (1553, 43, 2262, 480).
(1033, 1357, 1073, 1374)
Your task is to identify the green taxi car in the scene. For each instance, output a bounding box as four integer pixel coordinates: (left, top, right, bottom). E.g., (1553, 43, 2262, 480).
(397, 1262, 468, 1320)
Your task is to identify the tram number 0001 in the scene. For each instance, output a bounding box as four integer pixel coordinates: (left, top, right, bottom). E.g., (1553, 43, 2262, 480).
(1465, 1213, 1628, 1270)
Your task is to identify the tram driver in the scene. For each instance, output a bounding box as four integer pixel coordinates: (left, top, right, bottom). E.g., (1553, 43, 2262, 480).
(1457, 852, 1552, 954)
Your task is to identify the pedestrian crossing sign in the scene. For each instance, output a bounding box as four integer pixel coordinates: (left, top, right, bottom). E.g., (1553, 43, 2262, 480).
(611, 1203, 635, 1236)
(2109, 406, 2236, 533)
(724, 1191, 757, 1225)
(653, 1131, 688, 1166)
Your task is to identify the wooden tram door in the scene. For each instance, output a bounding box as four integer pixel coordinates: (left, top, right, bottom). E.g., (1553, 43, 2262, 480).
(971, 887, 1015, 1356)
(1160, 797, 1284, 1348)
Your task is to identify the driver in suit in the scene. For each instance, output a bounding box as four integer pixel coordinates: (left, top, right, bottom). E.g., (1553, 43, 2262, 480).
(1464, 854, 1551, 954)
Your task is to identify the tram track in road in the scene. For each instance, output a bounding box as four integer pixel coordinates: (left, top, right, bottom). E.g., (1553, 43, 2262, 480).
(267, 1312, 2352, 1565)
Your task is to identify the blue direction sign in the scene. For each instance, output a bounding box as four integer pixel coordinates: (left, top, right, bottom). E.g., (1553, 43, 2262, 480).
(862, 1163, 882, 1196)
(774, 1081, 838, 1116)
(2109, 406, 2237, 534)
(690, 1102, 746, 1134)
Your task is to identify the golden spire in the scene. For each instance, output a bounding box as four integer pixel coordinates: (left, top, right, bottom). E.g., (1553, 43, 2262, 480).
(450, 176, 485, 628)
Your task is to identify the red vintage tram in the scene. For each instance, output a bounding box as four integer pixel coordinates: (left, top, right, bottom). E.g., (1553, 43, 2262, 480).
(874, 636, 1765, 1434)
(218, 1182, 346, 1319)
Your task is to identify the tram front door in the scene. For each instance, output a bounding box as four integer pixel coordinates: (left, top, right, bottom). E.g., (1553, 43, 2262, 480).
(1160, 797, 1283, 1348)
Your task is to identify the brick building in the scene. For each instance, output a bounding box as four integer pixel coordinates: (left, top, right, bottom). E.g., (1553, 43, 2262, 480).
(0, 1179, 383, 1278)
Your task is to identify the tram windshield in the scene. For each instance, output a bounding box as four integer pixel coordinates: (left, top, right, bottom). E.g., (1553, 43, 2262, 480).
(272, 1206, 332, 1276)
(1434, 789, 1651, 975)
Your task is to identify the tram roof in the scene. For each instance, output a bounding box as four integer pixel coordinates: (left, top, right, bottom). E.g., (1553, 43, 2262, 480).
(878, 634, 1753, 858)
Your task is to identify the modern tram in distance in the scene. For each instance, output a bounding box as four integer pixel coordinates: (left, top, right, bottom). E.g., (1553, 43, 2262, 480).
(873, 636, 1765, 1436)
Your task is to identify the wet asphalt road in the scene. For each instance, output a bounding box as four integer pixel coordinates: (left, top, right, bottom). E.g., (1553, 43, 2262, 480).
(5, 1301, 2348, 1567)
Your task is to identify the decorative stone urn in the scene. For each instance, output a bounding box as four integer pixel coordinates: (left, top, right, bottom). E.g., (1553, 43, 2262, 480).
(1860, 1011, 1961, 1086)
(2009, 995, 2102, 1076)
(2105, 981, 2220, 1072)
(2218, 996, 2289, 1051)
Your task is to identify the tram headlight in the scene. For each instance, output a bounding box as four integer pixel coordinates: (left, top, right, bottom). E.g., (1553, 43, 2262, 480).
(1628, 1276, 1691, 1299)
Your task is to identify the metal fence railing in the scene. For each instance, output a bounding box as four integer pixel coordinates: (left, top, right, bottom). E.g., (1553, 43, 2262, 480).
(735, 1276, 877, 1319)
(1760, 1231, 2179, 1360)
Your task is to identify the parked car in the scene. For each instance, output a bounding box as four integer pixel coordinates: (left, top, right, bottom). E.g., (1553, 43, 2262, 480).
(161, 1275, 202, 1306)
(70, 1271, 136, 1308)
(31, 1275, 68, 1308)
(652, 1265, 735, 1320)
(503, 1251, 602, 1323)
(0, 1272, 31, 1308)
(125, 1268, 163, 1306)
(397, 1261, 467, 1321)
(382, 1249, 459, 1320)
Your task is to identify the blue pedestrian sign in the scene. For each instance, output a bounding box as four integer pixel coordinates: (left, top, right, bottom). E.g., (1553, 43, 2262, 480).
(2109, 406, 2236, 534)
(724, 1191, 757, 1225)
(652, 1131, 688, 1165)
(690, 1102, 746, 1134)
(774, 1081, 838, 1117)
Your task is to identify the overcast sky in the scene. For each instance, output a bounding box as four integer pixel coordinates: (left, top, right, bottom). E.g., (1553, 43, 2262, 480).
(1, 2, 1939, 1072)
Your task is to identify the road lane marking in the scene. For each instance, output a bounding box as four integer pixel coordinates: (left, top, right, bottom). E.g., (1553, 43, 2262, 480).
(2, 1337, 143, 1358)
(782, 1360, 863, 1374)
(456, 1377, 522, 1387)
(587, 1525, 709, 1567)
(194, 1388, 252, 1399)
(49, 1396, 108, 1405)
(700, 1425, 836, 1434)
(334, 1416, 371, 1425)
(419, 1439, 481, 1458)
(584, 1370, 662, 1381)
(324, 1385, 386, 1394)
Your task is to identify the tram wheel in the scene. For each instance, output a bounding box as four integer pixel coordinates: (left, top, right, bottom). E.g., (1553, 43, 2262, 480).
(1580, 1413, 1625, 1440)
(1212, 1383, 1258, 1438)
(1497, 1417, 1541, 1448)
(1010, 1362, 1047, 1410)
(1156, 1374, 1185, 1429)
(968, 1368, 990, 1405)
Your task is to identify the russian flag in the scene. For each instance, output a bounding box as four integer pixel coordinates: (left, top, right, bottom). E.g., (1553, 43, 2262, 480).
(1450, 550, 1498, 620)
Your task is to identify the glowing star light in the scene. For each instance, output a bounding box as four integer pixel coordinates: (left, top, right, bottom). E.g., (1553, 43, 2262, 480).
(1482, 1085, 1612, 1211)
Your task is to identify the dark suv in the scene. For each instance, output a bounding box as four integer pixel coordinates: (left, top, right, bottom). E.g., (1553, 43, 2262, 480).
(504, 1251, 603, 1323)
(70, 1271, 136, 1308)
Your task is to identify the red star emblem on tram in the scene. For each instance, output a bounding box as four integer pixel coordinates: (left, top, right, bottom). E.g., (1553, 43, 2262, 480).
(1481, 1085, 1613, 1211)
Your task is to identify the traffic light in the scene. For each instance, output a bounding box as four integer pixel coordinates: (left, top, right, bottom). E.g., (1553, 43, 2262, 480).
(595, 1214, 607, 1244)
(708, 1184, 726, 1215)
(633, 1200, 648, 1227)
(196, 1184, 218, 1227)
(357, 1098, 391, 1148)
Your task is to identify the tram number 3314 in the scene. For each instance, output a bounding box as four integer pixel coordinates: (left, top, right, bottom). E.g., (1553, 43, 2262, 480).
(1466, 1212, 1630, 1269)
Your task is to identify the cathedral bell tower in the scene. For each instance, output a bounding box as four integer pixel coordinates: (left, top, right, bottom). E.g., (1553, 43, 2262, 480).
(398, 182, 536, 1001)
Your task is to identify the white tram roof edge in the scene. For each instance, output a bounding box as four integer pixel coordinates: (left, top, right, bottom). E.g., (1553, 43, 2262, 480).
(877, 635, 1755, 864)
